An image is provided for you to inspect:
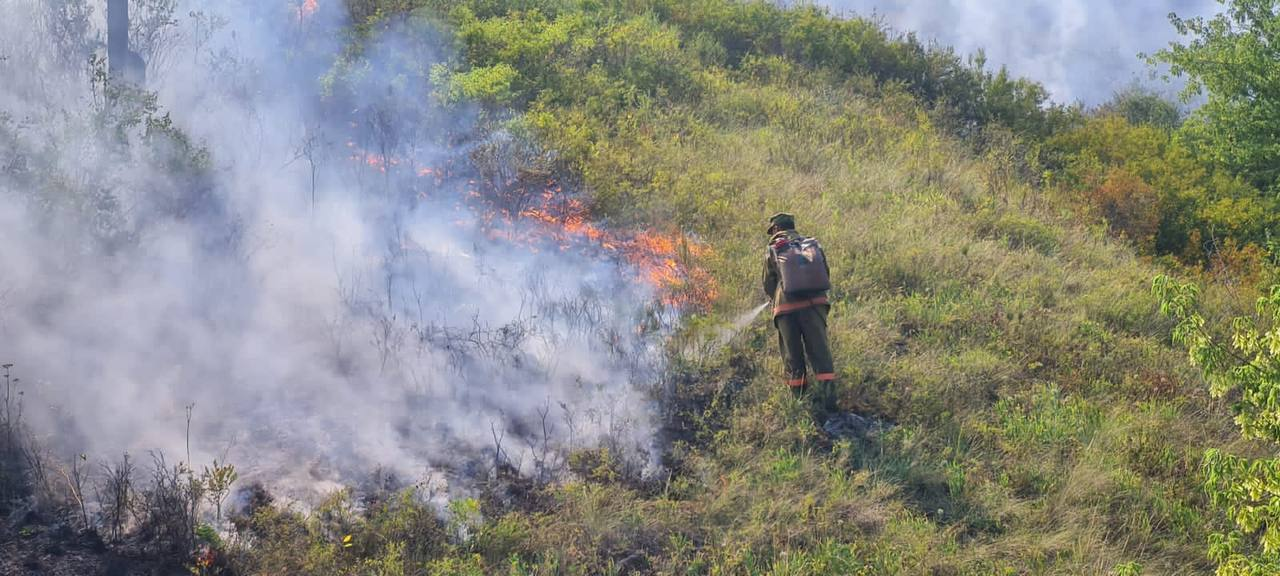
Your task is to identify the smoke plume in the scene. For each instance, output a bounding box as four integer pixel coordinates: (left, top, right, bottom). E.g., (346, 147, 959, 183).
(0, 0, 671, 498)
(807, 0, 1221, 104)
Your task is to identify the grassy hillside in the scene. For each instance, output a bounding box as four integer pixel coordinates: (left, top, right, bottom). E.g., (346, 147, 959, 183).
(201, 1, 1267, 574)
(5, 1, 1272, 575)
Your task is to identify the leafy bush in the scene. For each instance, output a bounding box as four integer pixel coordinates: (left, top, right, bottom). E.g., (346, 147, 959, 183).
(1155, 276, 1280, 573)
(1045, 113, 1277, 265)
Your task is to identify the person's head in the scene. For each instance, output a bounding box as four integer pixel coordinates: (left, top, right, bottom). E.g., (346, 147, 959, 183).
(767, 212, 796, 235)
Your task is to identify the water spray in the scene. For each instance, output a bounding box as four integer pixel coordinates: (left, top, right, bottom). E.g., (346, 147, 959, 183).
(711, 302, 770, 349)
(733, 302, 770, 331)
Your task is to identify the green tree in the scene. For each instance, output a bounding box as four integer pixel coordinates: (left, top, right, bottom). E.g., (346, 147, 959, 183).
(1152, 0, 1280, 191)
(1098, 86, 1183, 130)
(1154, 276, 1280, 573)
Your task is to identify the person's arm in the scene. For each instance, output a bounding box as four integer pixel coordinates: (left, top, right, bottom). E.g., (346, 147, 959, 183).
(763, 248, 778, 302)
(824, 247, 831, 284)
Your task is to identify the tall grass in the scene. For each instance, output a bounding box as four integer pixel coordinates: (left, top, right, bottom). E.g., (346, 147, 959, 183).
(233, 54, 1244, 574)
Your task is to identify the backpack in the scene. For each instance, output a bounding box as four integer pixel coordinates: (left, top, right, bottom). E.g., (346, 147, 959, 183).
(773, 236, 830, 294)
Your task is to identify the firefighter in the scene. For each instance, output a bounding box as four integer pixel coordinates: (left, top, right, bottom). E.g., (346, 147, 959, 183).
(762, 213, 837, 410)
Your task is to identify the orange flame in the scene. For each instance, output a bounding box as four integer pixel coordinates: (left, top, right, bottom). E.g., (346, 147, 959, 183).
(297, 0, 319, 20)
(342, 147, 717, 311)
(507, 186, 718, 311)
(350, 152, 400, 172)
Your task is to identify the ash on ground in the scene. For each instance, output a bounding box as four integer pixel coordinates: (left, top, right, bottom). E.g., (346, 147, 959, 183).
(822, 412, 893, 440)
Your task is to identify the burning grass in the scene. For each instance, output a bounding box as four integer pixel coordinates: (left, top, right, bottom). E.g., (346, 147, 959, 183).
(511, 187, 719, 312)
(297, 0, 319, 21)
(343, 140, 720, 313)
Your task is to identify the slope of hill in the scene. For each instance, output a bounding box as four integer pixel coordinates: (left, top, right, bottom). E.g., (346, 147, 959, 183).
(218, 1, 1248, 573)
(2, 1, 1268, 575)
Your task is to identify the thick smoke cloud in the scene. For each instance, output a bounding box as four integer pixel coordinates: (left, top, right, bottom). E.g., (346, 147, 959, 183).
(809, 0, 1221, 104)
(0, 0, 664, 498)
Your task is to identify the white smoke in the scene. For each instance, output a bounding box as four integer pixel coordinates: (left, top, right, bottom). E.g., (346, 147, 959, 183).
(0, 0, 666, 498)
(806, 0, 1221, 104)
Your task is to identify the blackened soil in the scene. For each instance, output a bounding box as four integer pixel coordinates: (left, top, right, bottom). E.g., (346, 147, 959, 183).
(1, 507, 178, 576)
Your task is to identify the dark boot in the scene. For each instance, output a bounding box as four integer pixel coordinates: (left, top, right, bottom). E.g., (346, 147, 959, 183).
(810, 380, 838, 420)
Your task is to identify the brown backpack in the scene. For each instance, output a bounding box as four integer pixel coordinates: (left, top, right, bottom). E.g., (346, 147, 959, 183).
(773, 236, 830, 294)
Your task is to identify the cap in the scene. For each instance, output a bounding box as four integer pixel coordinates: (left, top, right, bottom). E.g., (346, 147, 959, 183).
(767, 212, 796, 232)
